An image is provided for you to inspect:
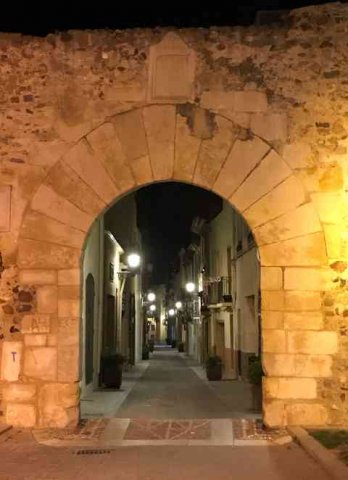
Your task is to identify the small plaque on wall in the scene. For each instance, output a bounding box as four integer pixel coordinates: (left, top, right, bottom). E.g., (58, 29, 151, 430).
(109, 262, 114, 282)
(0, 185, 11, 232)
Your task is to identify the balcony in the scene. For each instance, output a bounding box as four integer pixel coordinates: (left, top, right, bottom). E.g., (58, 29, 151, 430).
(202, 276, 233, 308)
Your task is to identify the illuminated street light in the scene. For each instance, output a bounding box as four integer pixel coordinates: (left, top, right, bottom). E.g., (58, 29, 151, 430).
(168, 308, 175, 316)
(185, 282, 195, 293)
(149, 304, 156, 312)
(126, 252, 141, 269)
(175, 301, 182, 310)
(147, 292, 156, 302)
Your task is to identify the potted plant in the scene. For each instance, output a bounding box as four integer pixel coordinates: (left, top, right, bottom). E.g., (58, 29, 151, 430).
(142, 344, 150, 360)
(100, 349, 125, 389)
(148, 339, 154, 353)
(178, 342, 185, 352)
(247, 356, 263, 411)
(205, 355, 223, 381)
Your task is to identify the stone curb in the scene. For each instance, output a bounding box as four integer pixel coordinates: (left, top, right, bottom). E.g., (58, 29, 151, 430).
(0, 424, 12, 437)
(288, 426, 347, 480)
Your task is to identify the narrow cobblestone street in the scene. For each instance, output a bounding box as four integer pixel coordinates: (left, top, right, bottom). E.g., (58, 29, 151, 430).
(0, 350, 333, 479)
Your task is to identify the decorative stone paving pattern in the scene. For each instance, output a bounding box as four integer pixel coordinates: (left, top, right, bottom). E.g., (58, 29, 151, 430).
(34, 418, 108, 443)
(232, 418, 288, 442)
(124, 419, 211, 440)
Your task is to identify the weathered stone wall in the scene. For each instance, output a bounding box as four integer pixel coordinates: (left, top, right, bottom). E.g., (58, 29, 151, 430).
(0, 2, 347, 427)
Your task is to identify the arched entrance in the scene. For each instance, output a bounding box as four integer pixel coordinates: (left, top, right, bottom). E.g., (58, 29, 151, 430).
(8, 104, 335, 428)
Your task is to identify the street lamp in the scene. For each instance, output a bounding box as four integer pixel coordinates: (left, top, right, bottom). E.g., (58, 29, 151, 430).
(147, 292, 156, 302)
(168, 308, 175, 316)
(185, 282, 196, 293)
(175, 301, 182, 310)
(149, 304, 156, 312)
(126, 252, 141, 269)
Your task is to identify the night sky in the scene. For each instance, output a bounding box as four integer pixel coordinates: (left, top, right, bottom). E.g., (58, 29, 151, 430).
(136, 184, 222, 285)
(0, 1, 341, 35)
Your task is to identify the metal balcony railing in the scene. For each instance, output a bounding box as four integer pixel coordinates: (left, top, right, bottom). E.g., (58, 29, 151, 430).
(202, 276, 233, 306)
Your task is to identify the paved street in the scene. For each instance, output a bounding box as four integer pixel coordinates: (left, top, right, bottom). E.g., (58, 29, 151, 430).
(0, 349, 333, 479)
(116, 348, 256, 419)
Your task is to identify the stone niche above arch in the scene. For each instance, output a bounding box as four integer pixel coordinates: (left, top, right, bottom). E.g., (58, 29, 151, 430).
(147, 32, 196, 103)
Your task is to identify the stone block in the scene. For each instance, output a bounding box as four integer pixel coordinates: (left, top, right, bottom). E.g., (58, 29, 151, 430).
(284, 268, 334, 291)
(148, 32, 195, 103)
(262, 330, 286, 353)
(24, 335, 47, 346)
(143, 105, 176, 180)
(47, 334, 57, 346)
(263, 353, 333, 378)
(31, 184, 93, 232)
(261, 267, 283, 290)
(3, 384, 36, 403)
(254, 203, 321, 246)
(214, 137, 270, 199)
(18, 238, 81, 270)
(263, 377, 317, 400)
(194, 116, 235, 189)
(230, 150, 291, 212)
(37, 286, 57, 314)
(259, 232, 327, 267)
(250, 113, 287, 142)
(261, 291, 284, 311)
(46, 160, 105, 218)
(38, 383, 80, 426)
(201, 91, 236, 110)
(58, 285, 80, 300)
(62, 139, 118, 205)
(284, 312, 323, 330)
(243, 176, 305, 229)
(58, 269, 80, 286)
(6, 403, 36, 428)
(21, 314, 50, 334)
(323, 224, 342, 259)
(19, 269, 57, 285)
(113, 109, 148, 163)
(288, 331, 338, 354)
(263, 399, 286, 427)
(286, 403, 328, 426)
(262, 311, 284, 329)
(86, 122, 135, 192)
(24, 347, 57, 381)
(0, 185, 11, 232)
(284, 291, 321, 311)
(234, 91, 268, 112)
(21, 210, 85, 249)
(58, 318, 79, 346)
(0, 341, 23, 382)
(282, 142, 312, 169)
(311, 192, 345, 224)
(57, 345, 79, 382)
(58, 299, 79, 318)
(173, 112, 201, 182)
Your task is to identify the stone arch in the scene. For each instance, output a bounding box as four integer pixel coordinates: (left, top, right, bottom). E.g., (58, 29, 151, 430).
(10, 104, 335, 428)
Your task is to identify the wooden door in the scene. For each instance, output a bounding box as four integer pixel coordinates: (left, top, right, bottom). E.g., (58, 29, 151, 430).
(215, 321, 225, 362)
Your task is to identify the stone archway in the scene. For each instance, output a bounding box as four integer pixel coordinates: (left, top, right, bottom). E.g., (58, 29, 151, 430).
(5, 104, 336, 428)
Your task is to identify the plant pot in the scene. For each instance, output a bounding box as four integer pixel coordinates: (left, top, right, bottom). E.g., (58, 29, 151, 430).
(206, 364, 222, 381)
(142, 349, 149, 360)
(100, 354, 123, 389)
(171, 340, 177, 348)
(251, 384, 262, 411)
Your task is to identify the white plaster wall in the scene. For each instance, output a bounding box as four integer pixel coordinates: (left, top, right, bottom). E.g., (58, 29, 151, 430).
(81, 217, 104, 397)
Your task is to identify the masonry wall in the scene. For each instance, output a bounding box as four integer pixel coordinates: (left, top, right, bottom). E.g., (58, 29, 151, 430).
(0, 2, 347, 427)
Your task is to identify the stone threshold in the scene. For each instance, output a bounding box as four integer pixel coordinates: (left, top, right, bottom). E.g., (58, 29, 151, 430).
(32, 418, 291, 448)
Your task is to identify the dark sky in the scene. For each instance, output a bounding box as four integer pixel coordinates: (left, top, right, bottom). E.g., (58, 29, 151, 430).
(0, 1, 341, 35)
(136, 183, 222, 285)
